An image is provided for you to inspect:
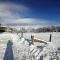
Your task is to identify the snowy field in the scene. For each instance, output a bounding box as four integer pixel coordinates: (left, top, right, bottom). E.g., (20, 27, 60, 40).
(23, 32, 60, 48)
(0, 32, 60, 60)
(0, 32, 19, 60)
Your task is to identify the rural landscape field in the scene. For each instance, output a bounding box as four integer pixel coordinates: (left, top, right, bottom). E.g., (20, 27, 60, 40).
(0, 0, 60, 60)
(0, 32, 60, 60)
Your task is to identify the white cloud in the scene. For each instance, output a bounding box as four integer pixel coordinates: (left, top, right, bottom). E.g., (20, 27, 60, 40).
(0, 2, 57, 27)
(4, 18, 54, 28)
(0, 2, 28, 24)
(16, 18, 49, 24)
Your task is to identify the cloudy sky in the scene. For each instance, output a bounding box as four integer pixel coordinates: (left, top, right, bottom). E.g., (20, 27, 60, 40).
(0, 0, 60, 27)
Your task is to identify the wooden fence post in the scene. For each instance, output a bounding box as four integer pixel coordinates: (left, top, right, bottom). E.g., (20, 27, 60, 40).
(31, 35, 34, 45)
(49, 34, 52, 42)
(21, 32, 23, 38)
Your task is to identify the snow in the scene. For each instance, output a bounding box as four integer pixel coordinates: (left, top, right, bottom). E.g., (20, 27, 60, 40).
(0, 32, 60, 60)
(23, 32, 60, 48)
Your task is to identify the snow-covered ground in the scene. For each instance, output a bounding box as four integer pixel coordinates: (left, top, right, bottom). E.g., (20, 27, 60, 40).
(0, 32, 19, 60)
(0, 32, 60, 60)
(23, 32, 60, 48)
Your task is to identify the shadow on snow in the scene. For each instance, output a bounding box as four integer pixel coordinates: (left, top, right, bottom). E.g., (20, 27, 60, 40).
(3, 40, 14, 60)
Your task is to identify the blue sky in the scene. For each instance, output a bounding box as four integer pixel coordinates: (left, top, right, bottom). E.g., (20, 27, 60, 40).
(0, 0, 60, 27)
